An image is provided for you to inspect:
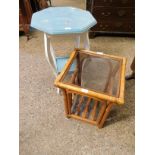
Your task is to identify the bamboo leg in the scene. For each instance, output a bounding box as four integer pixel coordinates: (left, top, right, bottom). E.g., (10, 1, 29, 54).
(76, 96, 84, 115)
(90, 100, 98, 121)
(67, 92, 72, 115)
(82, 98, 91, 118)
(96, 101, 107, 124)
(116, 63, 122, 97)
(62, 89, 69, 118)
(97, 62, 120, 127)
(77, 53, 81, 85)
(70, 68, 78, 84)
(98, 103, 113, 128)
(83, 32, 90, 50)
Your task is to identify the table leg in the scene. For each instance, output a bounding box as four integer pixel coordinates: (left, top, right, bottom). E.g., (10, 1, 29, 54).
(44, 33, 60, 94)
(75, 35, 81, 48)
(62, 89, 69, 118)
(83, 32, 90, 50)
(98, 102, 113, 128)
(44, 33, 57, 77)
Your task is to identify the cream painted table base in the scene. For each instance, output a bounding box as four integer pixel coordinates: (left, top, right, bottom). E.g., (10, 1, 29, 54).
(44, 32, 90, 93)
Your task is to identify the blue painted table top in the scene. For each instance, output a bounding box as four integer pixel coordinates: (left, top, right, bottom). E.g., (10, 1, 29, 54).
(31, 7, 97, 35)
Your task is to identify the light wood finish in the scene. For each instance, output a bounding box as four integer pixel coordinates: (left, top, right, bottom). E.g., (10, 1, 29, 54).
(56, 82, 121, 103)
(91, 100, 98, 121)
(55, 49, 126, 128)
(70, 114, 97, 125)
(114, 61, 122, 98)
(54, 50, 77, 84)
(80, 49, 126, 61)
(97, 102, 107, 124)
(71, 68, 78, 84)
(66, 91, 72, 114)
(76, 96, 84, 115)
(119, 57, 127, 103)
(67, 89, 105, 103)
(82, 98, 91, 118)
(98, 102, 114, 128)
(62, 89, 69, 118)
(55, 49, 126, 104)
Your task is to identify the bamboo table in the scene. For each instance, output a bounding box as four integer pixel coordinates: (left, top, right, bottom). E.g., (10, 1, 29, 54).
(30, 7, 97, 93)
(55, 49, 127, 128)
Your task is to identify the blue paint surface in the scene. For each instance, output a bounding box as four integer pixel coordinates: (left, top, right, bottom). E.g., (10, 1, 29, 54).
(31, 7, 97, 35)
(56, 56, 76, 73)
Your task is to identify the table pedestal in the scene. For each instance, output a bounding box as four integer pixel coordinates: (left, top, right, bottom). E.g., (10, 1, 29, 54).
(44, 32, 90, 93)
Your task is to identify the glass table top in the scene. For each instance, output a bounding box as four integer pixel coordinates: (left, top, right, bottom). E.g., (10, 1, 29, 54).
(31, 7, 97, 35)
(60, 50, 124, 98)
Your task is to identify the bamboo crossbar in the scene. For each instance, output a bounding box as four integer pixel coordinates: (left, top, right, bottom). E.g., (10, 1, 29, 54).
(97, 102, 107, 124)
(91, 100, 98, 121)
(98, 102, 114, 128)
(56, 82, 122, 103)
(79, 49, 125, 61)
(54, 50, 77, 84)
(76, 96, 84, 114)
(70, 68, 78, 84)
(70, 114, 97, 125)
(82, 98, 91, 118)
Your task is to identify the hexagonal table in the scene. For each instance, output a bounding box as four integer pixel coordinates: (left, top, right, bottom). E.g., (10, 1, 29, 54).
(31, 7, 97, 93)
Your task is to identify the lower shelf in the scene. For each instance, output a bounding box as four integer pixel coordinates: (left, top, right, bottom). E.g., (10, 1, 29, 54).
(67, 93, 107, 125)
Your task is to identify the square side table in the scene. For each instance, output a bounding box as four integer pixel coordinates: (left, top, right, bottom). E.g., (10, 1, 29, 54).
(55, 49, 127, 128)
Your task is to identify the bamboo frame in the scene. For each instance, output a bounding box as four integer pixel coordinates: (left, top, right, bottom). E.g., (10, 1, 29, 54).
(70, 68, 78, 84)
(82, 98, 91, 118)
(90, 100, 98, 121)
(98, 102, 114, 128)
(54, 49, 126, 104)
(70, 114, 97, 125)
(54, 49, 127, 128)
(66, 91, 72, 115)
(96, 101, 107, 124)
(61, 89, 69, 118)
(75, 96, 84, 115)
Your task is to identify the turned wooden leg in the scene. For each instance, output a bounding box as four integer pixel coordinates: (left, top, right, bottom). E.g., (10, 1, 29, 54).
(98, 103, 113, 128)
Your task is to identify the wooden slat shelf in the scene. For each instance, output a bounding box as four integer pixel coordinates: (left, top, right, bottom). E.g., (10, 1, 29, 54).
(68, 93, 108, 125)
